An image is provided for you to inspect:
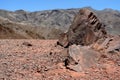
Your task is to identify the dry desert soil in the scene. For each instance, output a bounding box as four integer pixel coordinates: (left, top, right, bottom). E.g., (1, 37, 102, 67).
(0, 39, 120, 80)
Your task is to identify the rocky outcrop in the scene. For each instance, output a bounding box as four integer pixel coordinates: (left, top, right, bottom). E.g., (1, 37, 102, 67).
(58, 8, 120, 72)
(58, 8, 107, 47)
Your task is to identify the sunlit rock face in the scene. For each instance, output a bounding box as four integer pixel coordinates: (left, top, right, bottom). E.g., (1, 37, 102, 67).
(58, 8, 107, 47)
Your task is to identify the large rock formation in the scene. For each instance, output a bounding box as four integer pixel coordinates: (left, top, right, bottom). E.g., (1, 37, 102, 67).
(58, 8, 107, 47)
(58, 8, 120, 72)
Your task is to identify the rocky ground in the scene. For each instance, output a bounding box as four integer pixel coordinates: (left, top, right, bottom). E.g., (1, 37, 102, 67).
(0, 39, 120, 80)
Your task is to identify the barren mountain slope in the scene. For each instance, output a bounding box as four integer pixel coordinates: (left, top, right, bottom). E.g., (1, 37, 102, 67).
(0, 16, 62, 39)
(0, 7, 120, 39)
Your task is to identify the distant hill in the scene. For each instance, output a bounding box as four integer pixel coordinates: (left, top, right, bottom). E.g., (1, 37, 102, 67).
(0, 7, 120, 39)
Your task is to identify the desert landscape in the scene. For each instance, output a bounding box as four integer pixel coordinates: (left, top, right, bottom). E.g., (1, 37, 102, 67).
(0, 8, 120, 80)
(0, 39, 120, 80)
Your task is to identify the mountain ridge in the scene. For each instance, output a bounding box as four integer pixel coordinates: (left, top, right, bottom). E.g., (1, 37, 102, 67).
(0, 7, 120, 39)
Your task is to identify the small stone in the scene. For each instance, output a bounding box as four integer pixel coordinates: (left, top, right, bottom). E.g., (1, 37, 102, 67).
(22, 42, 32, 46)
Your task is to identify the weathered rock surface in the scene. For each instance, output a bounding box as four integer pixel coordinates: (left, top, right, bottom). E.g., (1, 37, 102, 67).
(92, 35, 120, 53)
(66, 44, 100, 72)
(58, 8, 120, 73)
(64, 35, 120, 72)
(106, 36, 120, 53)
(58, 8, 107, 47)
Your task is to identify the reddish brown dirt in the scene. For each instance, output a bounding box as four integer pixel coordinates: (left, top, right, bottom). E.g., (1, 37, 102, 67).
(0, 39, 120, 80)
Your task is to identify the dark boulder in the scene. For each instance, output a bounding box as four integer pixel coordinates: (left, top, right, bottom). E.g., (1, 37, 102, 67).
(58, 8, 107, 47)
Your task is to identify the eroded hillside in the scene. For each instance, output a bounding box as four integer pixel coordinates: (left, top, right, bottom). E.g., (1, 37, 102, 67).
(0, 7, 120, 39)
